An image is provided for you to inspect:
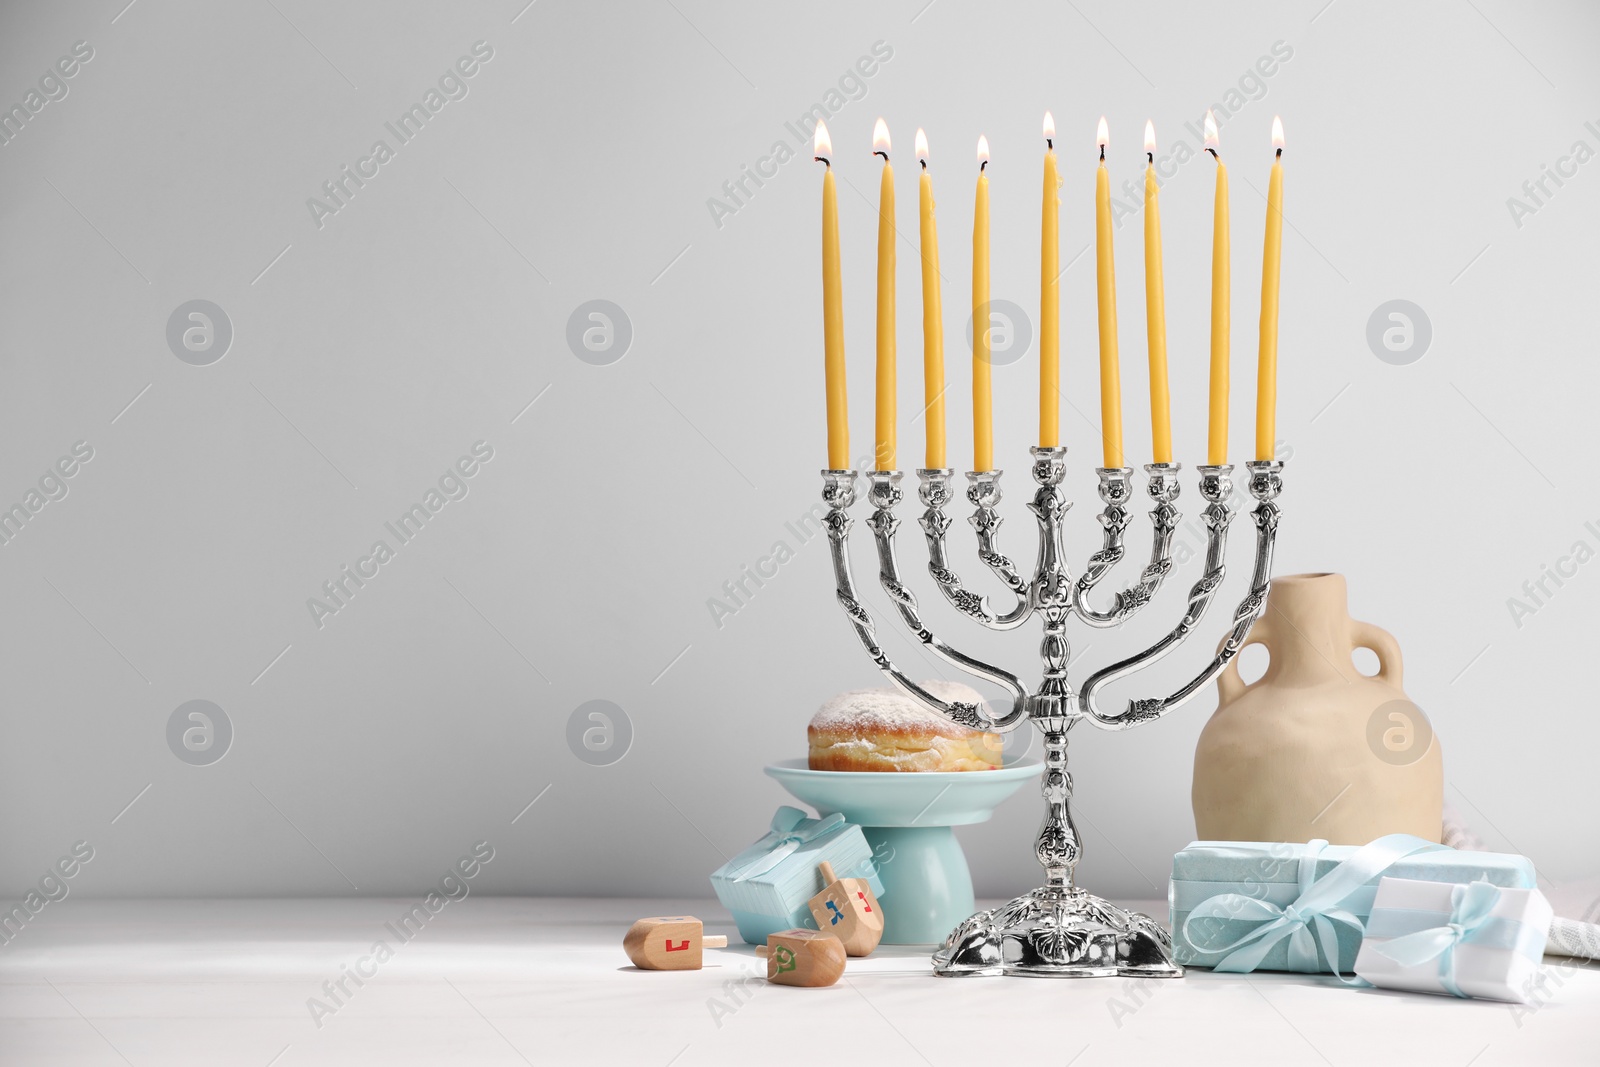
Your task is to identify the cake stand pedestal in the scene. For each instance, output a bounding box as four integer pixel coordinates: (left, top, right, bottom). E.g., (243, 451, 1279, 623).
(765, 758, 1043, 944)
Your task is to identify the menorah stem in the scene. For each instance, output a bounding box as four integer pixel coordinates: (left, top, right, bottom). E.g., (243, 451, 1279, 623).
(1035, 719, 1078, 889)
(1025, 447, 1080, 889)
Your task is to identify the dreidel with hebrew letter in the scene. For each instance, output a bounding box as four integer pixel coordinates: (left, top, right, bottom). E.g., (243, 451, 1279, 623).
(806, 860, 883, 956)
(623, 916, 729, 971)
(756, 929, 847, 987)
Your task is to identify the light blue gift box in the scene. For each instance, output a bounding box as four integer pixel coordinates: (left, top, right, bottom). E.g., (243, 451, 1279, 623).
(1169, 835, 1536, 975)
(710, 806, 885, 945)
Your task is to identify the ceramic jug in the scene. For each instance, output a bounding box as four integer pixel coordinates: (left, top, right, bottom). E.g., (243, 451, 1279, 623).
(1192, 572, 1443, 845)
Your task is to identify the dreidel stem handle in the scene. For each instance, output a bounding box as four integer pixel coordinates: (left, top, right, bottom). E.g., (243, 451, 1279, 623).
(756, 945, 769, 958)
(818, 861, 837, 883)
(704, 935, 728, 948)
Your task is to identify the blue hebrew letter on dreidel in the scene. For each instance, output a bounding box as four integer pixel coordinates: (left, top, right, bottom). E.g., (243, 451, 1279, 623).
(826, 900, 844, 925)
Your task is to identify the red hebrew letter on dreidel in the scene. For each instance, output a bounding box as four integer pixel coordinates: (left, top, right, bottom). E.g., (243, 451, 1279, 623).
(622, 917, 728, 971)
(805, 862, 884, 957)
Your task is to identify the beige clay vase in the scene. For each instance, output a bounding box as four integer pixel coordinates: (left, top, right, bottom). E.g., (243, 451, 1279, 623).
(1192, 572, 1443, 845)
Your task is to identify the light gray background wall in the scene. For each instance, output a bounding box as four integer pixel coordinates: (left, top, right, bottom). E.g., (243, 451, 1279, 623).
(2, 0, 1596, 903)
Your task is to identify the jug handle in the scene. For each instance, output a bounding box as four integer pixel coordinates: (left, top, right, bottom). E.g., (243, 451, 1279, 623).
(1349, 619, 1403, 688)
(1215, 614, 1275, 705)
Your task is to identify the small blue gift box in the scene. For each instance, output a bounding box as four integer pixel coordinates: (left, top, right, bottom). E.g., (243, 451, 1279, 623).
(1169, 835, 1536, 976)
(710, 806, 885, 945)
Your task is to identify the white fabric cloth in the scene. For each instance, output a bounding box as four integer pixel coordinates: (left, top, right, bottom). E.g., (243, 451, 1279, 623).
(1443, 805, 1600, 960)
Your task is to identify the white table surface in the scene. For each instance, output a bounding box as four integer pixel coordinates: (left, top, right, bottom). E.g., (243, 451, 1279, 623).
(0, 897, 1593, 1066)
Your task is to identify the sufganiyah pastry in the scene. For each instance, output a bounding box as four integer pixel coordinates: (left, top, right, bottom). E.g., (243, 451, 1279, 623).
(807, 681, 1002, 772)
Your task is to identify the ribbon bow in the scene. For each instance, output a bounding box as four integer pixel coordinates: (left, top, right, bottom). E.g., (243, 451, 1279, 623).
(724, 806, 847, 882)
(1373, 880, 1502, 998)
(1181, 834, 1445, 980)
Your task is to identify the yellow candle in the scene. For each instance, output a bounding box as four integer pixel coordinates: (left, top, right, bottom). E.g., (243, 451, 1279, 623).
(1205, 111, 1230, 466)
(816, 121, 848, 470)
(916, 129, 946, 470)
(972, 135, 993, 473)
(1040, 111, 1060, 449)
(873, 119, 896, 471)
(1256, 116, 1284, 462)
(1094, 118, 1123, 470)
(1142, 121, 1171, 465)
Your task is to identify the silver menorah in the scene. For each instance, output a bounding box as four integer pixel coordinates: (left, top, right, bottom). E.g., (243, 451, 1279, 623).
(820, 448, 1284, 978)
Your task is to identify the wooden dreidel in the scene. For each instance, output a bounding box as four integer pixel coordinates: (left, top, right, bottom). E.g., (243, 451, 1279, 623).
(806, 860, 883, 956)
(756, 929, 846, 987)
(623, 916, 728, 971)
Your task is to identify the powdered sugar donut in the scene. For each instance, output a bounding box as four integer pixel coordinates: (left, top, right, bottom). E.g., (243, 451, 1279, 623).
(807, 681, 1002, 772)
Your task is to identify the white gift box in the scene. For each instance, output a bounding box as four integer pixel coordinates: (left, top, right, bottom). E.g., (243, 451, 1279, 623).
(1353, 876, 1552, 1003)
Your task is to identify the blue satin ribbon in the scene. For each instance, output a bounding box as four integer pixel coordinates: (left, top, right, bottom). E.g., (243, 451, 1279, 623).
(1180, 834, 1447, 979)
(723, 806, 846, 882)
(1171, 880, 1383, 915)
(1371, 880, 1527, 998)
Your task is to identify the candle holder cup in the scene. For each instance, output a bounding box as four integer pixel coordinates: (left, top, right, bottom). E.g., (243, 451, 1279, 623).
(820, 448, 1284, 977)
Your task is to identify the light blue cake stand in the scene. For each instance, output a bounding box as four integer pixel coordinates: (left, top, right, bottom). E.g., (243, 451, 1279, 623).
(765, 757, 1043, 945)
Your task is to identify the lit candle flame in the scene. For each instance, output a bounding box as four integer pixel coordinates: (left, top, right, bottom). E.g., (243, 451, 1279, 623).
(1203, 109, 1219, 153)
(1144, 120, 1156, 156)
(1043, 110, 1055, 145)
(1271, 115, 1285, 151)
(1096, 116, 1109, 148)
(915, 127, 929, 165)
(873, 117, 891, 159)
(814, 119, 832, 161)
(976, 134, 990, 168)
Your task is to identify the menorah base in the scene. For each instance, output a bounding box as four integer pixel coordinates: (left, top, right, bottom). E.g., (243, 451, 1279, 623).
(931, 885, 1184, 978)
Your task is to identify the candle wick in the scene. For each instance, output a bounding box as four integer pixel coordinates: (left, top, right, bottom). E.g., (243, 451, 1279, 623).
(1276, 147, 1283, 159)
(979, 160, 987, 172)
(1046, 138, 1052, 150)
(1205, 147, 1218, 160)
(920, 159, 926, 170)
(1147, 151, 1153, 164)
(874, 150, 889, 162)
(1099, 145, 1105, 162)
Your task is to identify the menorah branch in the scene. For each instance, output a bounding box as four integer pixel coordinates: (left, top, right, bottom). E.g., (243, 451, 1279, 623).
(1073, 463, 1182, 628)
(867, 470, 1030, 728)
(917, 469, 1032, 631)
(821, 469, 1020, 732)
(1078, 460, 1283, 730)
